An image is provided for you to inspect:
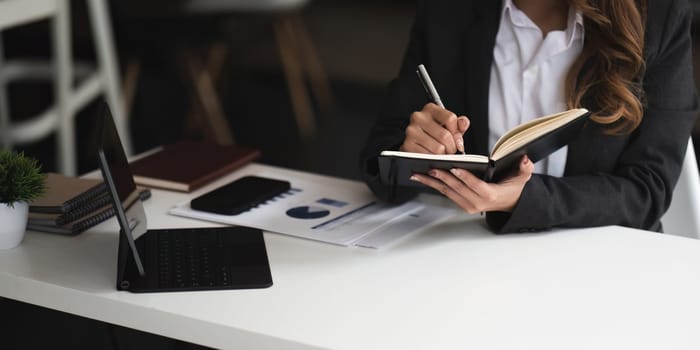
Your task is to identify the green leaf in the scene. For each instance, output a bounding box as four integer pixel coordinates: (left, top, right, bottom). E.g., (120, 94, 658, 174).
(0, 150, 46, 204)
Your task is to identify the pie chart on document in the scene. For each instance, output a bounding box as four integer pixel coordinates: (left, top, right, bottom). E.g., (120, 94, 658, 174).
(286, 206, 330, 219)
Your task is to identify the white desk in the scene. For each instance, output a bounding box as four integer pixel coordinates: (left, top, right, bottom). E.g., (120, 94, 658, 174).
(2, 164, 700, 350)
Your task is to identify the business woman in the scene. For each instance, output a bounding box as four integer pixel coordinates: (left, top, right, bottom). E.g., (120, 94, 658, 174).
(360, 0, 699, 233)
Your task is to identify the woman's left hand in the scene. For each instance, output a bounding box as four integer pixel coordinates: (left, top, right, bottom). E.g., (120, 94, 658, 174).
(410, 155, 535, 213)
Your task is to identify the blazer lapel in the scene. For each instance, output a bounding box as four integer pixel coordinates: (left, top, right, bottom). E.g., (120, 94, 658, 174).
(462, 0, 502, 156)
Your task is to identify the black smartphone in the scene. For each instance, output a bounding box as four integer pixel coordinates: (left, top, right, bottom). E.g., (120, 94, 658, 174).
(190, 176, 291, 215)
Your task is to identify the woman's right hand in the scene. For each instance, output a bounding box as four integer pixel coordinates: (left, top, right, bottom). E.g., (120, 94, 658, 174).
(400, 103, 470, 154)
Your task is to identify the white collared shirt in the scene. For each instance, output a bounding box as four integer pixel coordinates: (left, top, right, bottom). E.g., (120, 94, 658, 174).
(488, 0, 584, 176)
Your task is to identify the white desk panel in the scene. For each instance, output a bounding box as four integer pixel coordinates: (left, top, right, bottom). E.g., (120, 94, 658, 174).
(2, 164, 700, 350)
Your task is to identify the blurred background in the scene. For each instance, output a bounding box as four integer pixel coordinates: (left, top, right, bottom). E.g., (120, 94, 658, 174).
(3, 0, 700, 180)
(2, 0, 415, 181)
(2, 0, 700, 348)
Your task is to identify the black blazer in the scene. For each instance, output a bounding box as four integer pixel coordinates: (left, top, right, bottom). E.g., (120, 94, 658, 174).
(360, 0, 699, 233)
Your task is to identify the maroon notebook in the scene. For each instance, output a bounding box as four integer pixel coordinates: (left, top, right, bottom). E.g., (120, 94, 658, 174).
(129, 141, 261, 192)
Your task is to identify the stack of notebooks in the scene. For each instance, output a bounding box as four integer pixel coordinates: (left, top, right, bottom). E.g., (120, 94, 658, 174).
(28, 173, 150, 235)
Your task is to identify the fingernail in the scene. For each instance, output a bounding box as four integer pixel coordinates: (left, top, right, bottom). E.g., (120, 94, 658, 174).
(460, 117, 470, 131)
(450, 168, 460, 176)
(410, 175, 419, 181)
(428, 170, 438, 177)
(456, 139, 464, 153)
(459, 118, 468, 128)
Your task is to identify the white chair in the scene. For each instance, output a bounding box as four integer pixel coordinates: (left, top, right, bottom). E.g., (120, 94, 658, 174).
(0, 0, 131, 176)
(661, 139, 700, 239)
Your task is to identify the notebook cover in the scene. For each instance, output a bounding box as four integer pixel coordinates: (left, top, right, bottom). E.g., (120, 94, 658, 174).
(29, 173, 107, 214)
(378, 154, 490, 188)
(129, 141, 261, 192)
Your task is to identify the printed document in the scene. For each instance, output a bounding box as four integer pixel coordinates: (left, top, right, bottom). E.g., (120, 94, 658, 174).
(169, 168, 458, 249)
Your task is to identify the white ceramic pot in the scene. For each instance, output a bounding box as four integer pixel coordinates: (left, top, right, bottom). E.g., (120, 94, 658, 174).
(0, 202, 29, 249)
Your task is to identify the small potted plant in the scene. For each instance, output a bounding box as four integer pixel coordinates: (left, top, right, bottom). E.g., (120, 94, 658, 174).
(0, 150, 45, 249)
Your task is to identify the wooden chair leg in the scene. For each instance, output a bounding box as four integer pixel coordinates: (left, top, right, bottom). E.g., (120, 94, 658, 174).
(122, 57, 141, 120)
(289, 15, 334, 114)
(184, 52, 235, 145)
(206, 42, 228, 85)
(178, 53, 214, 141)
(205, 42, 231, 107)
(274, 17, 316, 141)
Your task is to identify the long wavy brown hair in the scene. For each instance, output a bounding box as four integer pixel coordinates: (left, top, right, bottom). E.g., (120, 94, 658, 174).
(566, 0, 647, 134)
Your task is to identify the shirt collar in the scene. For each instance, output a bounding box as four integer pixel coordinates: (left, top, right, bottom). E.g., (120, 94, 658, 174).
(502, 0, 585, 47)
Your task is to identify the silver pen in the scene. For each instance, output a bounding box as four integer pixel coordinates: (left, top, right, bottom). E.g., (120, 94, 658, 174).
(416, 64, 445, 108)
(416, 64, 464, 154)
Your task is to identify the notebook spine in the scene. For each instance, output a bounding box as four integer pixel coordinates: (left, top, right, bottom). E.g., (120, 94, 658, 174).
(484, 159, 497, 182)
(74, 207, 116, 234)
(62, 183, 108, 213)
(61, 194, 112, 223)
(72, 189, 150, 233)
